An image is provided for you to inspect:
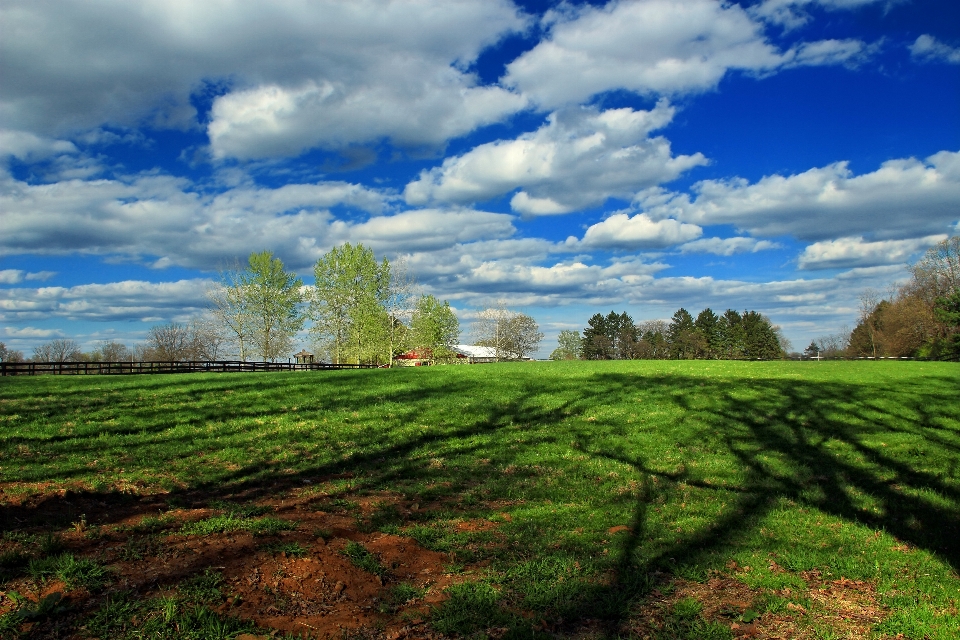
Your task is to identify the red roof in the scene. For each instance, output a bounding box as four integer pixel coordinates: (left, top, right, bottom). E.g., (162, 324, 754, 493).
(395, 348, 432, 360)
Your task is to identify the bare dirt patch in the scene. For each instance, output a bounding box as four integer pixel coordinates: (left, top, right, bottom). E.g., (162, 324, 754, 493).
(616, 566, 890, 640)
(0, 484, 476, 639)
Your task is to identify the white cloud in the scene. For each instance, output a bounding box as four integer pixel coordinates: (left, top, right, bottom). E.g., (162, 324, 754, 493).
(0, 279, 212, 323)
(336, 209, 516, 254)
(0, 270, 25, 284)
(503, 0, 873, 109)
(797, 234, 947, 269)
(574, 213, 703, 250)
(0, 130, 78, 161)
(208, 76, 526, 160)
(404, 101, 706, 214)
(0, 167, 518, 271)
(680, 237, 780, 255)
(910, 35, 960, 64)
(790, 38, 876, 67)
(1, 0, 527, 155)
(3, 326, 64, 338)
(636, 150, 960, 241)
(0, 269, 57, 284)
(749, 0, 890, 31)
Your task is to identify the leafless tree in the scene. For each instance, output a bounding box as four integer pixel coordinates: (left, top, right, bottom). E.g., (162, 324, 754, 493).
(190, 314, 227, 360)
(95, 341, 131, 362)
(385, 256, 418, 367)
(207, 260, 253, 361)
(0, 342, 25, 363)
(858, 289, 881, 358)
(907, 236, 960, 304)
(473, 303, 542, 360)
(147, 323, 195, 361)
(814, 328, 850, 358)
(32, 338, 81, 363)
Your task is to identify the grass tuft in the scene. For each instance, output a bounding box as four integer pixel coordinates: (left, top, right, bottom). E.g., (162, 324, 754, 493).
(342, 541, 388, 578)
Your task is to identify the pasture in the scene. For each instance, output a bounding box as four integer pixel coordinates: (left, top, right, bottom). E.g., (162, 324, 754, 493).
(0, 361, 958, 639)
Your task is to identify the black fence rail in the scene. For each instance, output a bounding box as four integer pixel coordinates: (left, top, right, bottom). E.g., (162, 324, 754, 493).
(0, 360, 379, 376)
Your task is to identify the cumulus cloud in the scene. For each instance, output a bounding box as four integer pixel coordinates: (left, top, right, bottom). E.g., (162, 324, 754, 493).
(0, 279, 212, 323)
(0, 168, 518, 270)
(636, 150, 960, 241)
(574, 213, 703, 250)
(208, 75, 526, 160)
(0, 130, 78, 162)
(910, 35, 960, 64)
(680, 237, 781, 255)
(0, 270, 25, 285)
(797, 234, 947, 269)
(1, 0, 526, 155)
(503, 0, 873, 109)
(404, 101, 706, 214)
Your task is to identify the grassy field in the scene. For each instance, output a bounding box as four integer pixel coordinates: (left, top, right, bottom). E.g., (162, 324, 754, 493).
(0, 360, 958, 639)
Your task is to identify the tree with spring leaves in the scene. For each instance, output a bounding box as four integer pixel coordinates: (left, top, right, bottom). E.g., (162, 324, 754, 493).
(410, 294, 460, 362)
(246, 251, 305, 361)
(311, 243, 390, 365)
(207, 252, 304, 361)
(550, 330, 582, 360)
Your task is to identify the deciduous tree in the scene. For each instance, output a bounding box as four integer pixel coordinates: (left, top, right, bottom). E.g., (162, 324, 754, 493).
(208, 260, 254, 361)
(312, 243, 389, 365)
(474, 303, 542, 360)
(246, 251, 305, 361)
(410, 294, 460, 361)
(147, 323, 195, 361)
(501, 313, 543, 360)
(95, 341, 130, 362)
(32, 339, 81, 363)
(550, 330, 582, 360)
(0, 342, 25, 363)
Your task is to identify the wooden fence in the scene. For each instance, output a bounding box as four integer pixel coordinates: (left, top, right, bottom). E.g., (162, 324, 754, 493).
(0, 360, 379, 376)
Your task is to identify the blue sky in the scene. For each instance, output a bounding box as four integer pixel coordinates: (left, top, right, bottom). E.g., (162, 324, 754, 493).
(2, 0, 959, 357)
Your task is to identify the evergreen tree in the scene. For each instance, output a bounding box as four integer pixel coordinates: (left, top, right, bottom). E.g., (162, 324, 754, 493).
(581, 313, 613, 359)
(668, 308, 699, 359)
(718, 309, 746, 359)
(694, 308, 721, 359)
(741, 311, 783, 359)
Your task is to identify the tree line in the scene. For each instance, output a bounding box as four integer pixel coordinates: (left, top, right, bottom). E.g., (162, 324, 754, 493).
(841, 236, 959, 360)
(2, 244, 543, 365)
(550, 307, 789, 361)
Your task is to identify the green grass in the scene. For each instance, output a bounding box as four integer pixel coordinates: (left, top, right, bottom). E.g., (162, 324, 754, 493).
(342, 541, 388, 578)
(83, 570, 256, 640)
(1, 360, 959, 638)
(26, 553, 111, 591)
(179, 514, 296, 536)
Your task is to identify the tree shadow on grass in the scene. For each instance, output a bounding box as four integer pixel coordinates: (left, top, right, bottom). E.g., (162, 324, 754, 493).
(564, 368, 960, 633)
(1, 364, 958, 634)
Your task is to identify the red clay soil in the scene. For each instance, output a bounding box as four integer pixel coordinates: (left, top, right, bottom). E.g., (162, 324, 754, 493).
(0, 484, 898, 639)
(0, 487, 468, 639)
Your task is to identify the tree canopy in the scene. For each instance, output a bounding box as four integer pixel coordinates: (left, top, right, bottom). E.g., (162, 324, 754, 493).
(849, 236, 959, 360)
(577, 308, 786, 361)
